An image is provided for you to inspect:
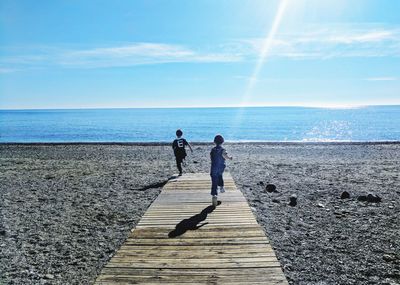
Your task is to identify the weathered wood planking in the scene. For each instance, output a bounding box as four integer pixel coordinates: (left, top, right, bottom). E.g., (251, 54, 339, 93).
(95, 173, 288, 285)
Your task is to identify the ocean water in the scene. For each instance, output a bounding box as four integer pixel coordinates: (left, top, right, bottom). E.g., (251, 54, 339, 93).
(1, 106, 400, 142)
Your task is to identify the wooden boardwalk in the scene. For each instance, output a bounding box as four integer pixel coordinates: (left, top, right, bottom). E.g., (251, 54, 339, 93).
(95, 173, 288, 285)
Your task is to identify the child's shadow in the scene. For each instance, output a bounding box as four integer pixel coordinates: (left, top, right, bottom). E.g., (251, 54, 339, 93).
(168, 202, 221, 238)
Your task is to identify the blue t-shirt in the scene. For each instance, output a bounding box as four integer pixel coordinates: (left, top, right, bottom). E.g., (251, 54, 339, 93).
(210, 145, 226, 173)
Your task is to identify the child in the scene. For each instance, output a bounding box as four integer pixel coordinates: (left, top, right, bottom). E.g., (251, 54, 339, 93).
(172, 129, 193, 176)
(210, 134, 232, 206)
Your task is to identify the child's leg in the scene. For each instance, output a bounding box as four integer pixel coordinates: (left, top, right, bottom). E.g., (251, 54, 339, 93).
(210, 174, 218, 196)
(175, 156, 183, 174)
(217, 173, 224, 188)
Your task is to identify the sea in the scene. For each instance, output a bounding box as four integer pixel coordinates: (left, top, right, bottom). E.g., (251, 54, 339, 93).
(1, 106, 399, 143)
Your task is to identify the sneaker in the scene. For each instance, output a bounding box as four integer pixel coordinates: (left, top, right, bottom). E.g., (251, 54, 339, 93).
(212, 195, 218, 207)
(219, 187, 225, 193)
(178, 172, 182, 176)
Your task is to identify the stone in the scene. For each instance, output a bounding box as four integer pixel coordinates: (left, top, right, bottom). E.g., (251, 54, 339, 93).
(266, 184, 277, 193)
(44, 274, 54, 280)
(341, 191, 350, 199)
(283, 263, 292, 271)
(289, 195, 297, 207)
(317, 203, 325, 208)
(383, 254, 396, 262)
(358, 195, 367, 202)
(367, 193, 382, 203)
(272, 199, 280, 203)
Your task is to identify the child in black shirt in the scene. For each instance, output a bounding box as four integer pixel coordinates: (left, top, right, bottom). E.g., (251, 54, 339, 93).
(172, 129, 193, 175)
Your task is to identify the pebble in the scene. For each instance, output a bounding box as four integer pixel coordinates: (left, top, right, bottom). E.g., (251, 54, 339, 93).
(383, 254, 396, 262)
(44, 274, 54, 280)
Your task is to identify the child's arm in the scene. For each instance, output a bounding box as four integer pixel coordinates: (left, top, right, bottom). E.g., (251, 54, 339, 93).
(186, 140, 193, 153)
(222, 150, 233, 160)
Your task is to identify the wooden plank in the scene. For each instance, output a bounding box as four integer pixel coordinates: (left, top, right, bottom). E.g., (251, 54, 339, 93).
(95, 173, 288, 284)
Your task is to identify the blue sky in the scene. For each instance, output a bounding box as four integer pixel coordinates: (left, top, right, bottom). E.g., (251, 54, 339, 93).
(1, 0, 400, 109)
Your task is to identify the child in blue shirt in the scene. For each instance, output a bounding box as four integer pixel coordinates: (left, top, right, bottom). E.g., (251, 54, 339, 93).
(210, 134, 232, 206)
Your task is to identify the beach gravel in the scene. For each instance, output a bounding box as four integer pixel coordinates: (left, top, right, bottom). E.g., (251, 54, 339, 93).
(1, 143, 399, 285)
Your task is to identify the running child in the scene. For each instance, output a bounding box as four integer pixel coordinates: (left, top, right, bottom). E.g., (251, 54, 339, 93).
(210, 134, 232, 206)
(172, 129, 193, 176)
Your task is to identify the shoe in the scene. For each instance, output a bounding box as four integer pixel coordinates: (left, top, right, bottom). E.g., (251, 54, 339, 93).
(212, 195, 218, 207)
(219, 187, 225, 193)
(178, 172, 182, 176)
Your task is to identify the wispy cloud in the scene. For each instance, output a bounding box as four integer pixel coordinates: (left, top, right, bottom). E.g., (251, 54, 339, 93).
(238, 27, 400, 59)
(0, 67, 18, 74)
(1, 25, 400, 72)
(1, 43, 241, 70)
(365, 77, 398, 81)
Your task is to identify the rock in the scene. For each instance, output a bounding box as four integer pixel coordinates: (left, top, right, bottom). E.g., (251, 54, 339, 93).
(265, 184, 277, 193)
(358, 193, 381, 203)
(257, 181, 264, 186)
(383, 254, 396, 262)
(193, 161, 198, 164)
(283, 263, 292, 271)
(317, 203, 325, 208)
(44, 174, 55, 180)
(289, 195, 297, 207)
(44, 274, 54, 280)
(272, 199, 280, 203)
(367, 193, 382, 203)
(341, 191, 350, 199)
(358, 195, 367, 202)
(0, 229, 5, 236)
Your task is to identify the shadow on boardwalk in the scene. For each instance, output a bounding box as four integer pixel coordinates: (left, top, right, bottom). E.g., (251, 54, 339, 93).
(168, 203, 221, 238)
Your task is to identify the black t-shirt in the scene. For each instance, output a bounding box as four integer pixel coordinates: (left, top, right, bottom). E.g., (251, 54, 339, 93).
(172, 138, 188, 157)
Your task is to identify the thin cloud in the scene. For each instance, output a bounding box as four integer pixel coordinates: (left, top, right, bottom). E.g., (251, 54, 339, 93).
(239, 27, 400, 59)
(366, 77, 398, 81)
(1, 26, 400, 72)
(0, 67, 18, 74)
(1, 43, 242, 70)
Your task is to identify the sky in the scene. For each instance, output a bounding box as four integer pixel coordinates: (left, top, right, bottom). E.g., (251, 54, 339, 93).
(1, 0, 400, 109)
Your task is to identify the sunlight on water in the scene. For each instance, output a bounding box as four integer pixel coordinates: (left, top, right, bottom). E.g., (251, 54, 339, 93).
(303, 120, 353, 142)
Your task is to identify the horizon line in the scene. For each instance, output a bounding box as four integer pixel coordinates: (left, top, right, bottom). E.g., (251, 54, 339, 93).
(2, 103, 400, 111)
(1, 103, 400, 111)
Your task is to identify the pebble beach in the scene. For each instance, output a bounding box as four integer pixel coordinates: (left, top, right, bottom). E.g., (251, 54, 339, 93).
(1, 143, 399, 285)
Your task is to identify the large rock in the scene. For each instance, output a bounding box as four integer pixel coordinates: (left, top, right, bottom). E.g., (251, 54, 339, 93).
(265, 184, 277, 193)
(289, 194, 297, 207)
(358, 194, 382, 203)
(341, 191, 350, 199)
(367, 193, 382, 203)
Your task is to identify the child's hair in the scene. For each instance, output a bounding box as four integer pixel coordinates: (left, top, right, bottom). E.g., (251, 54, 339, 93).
(214, 134, 224, 145)
(176, 129, 183, 137)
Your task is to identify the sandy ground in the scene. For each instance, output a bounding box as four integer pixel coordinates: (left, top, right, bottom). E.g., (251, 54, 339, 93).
(0, 143, 399, 285)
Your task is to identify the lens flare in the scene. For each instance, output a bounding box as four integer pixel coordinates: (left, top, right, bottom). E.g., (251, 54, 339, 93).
(231, 0, 289, 135)
(241, 0, 289, 107)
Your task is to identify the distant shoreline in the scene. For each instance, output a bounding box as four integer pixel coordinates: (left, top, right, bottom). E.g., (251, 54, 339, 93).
(1, 141, 400, 146)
